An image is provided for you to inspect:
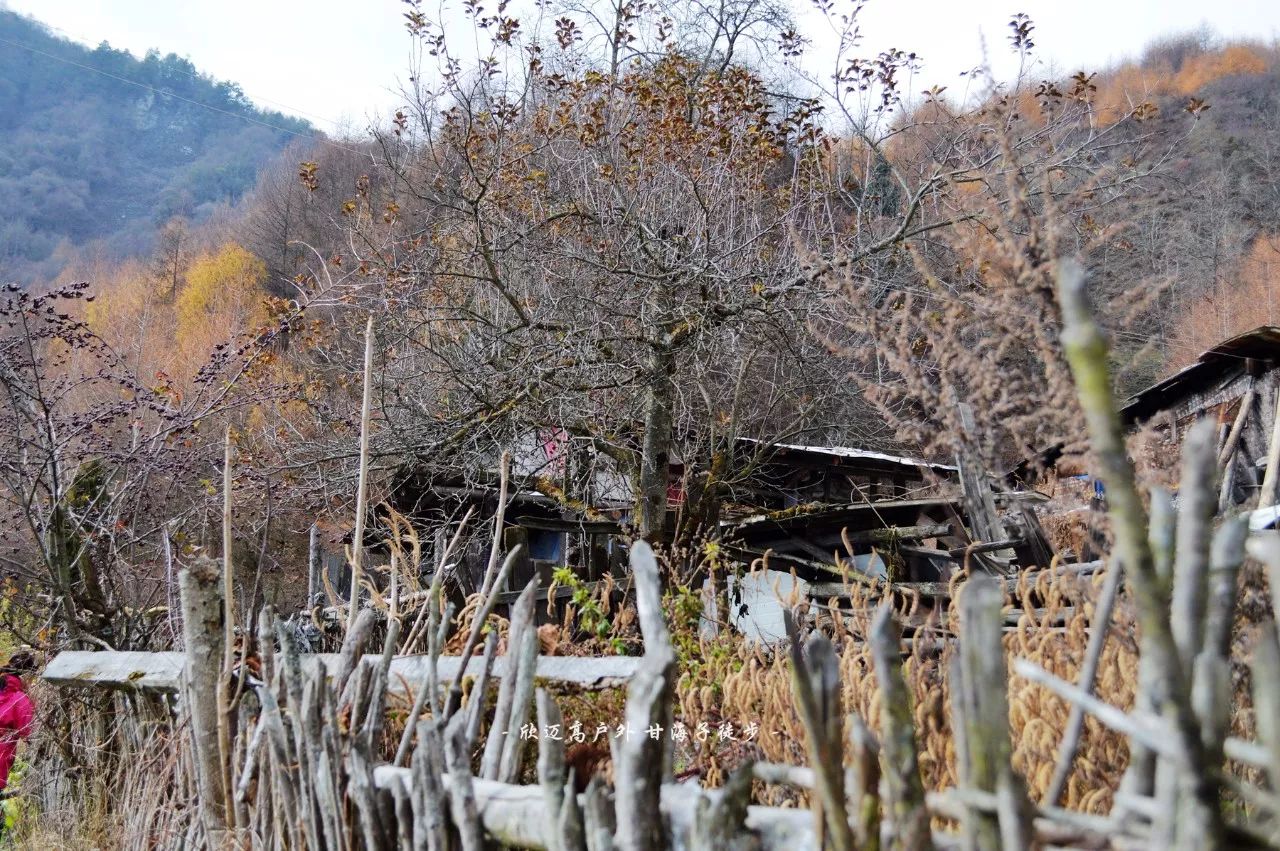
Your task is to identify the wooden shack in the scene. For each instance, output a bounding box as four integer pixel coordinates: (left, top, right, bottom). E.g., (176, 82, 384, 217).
(340, 425, 1057, 633)
(1121, 325, 1280, 508)
(731, 438, 955, 506)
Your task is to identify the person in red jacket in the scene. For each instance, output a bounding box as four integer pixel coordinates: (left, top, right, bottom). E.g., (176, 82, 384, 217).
(0, 651, 35, 792)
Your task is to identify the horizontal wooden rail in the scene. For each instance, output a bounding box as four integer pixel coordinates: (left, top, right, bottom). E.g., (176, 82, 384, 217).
(372, 766, 818, 850)
(43, 651, 640, 693)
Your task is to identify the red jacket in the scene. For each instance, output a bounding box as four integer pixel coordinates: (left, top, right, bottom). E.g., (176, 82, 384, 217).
(0, 675, 33, 790)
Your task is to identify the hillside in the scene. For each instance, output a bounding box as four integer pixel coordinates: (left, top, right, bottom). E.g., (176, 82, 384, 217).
(1082, 35, 1280, 386)
(9, 6, 1280, 848)
(0, 10, 314, 282)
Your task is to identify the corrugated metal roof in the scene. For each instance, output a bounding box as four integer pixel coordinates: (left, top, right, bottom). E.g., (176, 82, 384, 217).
(738, 437, 956, 472)
(1121, 325, 1280, 424)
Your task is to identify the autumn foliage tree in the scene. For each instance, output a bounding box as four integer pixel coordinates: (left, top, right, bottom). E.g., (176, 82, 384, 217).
(1169, 233, 1280, 356)
(282, 0, 1014, 561)
(1, 230, 305, 649)
(176, 243, 269, 343)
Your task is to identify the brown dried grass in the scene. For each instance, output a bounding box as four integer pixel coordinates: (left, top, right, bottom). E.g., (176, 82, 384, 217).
(673, 564, 1237, 814)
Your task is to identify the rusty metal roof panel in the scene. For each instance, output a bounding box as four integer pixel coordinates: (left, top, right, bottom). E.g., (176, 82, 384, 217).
(1121, 326, 1280, 425)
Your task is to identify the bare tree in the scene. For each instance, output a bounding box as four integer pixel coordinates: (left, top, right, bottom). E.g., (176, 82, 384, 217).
(0, 280, 301, 648)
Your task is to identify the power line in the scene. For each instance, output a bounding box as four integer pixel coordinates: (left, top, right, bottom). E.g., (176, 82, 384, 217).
(27, 16, 360, 133)
(0, 21, 1250, 372)
(0, 33, 370, 159)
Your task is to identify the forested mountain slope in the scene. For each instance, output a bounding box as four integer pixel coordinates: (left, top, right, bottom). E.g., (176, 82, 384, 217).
(1069, 35, 1280, 385)
(0, 10, 313, 282)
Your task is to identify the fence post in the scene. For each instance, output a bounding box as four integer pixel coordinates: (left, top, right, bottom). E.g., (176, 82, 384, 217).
(956, 574, 1031, 851)
(870, 603, 932, 851)
(785, 610, 854, 851)
(615, 541, 676, 851)
(179, 555, 229, 842)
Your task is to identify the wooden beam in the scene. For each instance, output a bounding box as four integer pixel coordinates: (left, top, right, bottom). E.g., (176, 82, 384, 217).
(43, 651, 641, 694)
(513, 516, 622, 534)
(805, 560, 1106, 601)
(846, 523, 951, 544)
(946, 538, 1025, 558)
(1261, 382, 1280, 508)
(736, 524, 953, 560)
(493, 580, 610, 605)
(1217, 383, 1255, 468)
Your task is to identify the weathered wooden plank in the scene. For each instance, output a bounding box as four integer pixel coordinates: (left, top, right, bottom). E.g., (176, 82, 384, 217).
(371, 768, 818, 851)
(494, 580, 609, 605)
(43, 651, 641, 693)
(45, 650, 188, 691)
(955, 403, 1008, 566)
(513, 516, 622, 535)
(733, 498, 949, 532)
(805, 559, 1105, 602)
(839, 524, 952, 545)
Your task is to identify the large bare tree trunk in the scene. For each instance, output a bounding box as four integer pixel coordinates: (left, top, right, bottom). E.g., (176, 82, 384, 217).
(635, 346, 675, 543)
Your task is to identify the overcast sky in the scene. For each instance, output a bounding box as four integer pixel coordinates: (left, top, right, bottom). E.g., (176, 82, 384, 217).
(4, 0, 1279, 133)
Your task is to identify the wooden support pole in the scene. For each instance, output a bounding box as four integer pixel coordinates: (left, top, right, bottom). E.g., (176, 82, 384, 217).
(445, 712, 486, 851)
(1250, 622, 1280, 834)
(536, 689, 567, 837)
(465, 631, 501, 747)
(180, 555, 229, 841)
(1119, 488, 1174, 810)
(1044, 558, 1124, 806)
(689, 762, 755, 851)
(785, 609, 854, 851)
(1191, 517, 1247, 798)
(1261, 383, 1280, 508)
(954, 403, 1013, 569)
(499, 590, 541, 783)
(218, 428, 238, 835)
(537, 690, 586, 851)
(1203, 517, 1247, 668)
(615, 541, 676, 851)
(956, 574, 1031, 851)
(1217, 386, 1255, 469)
(411, 719, 451, 851)
(347, 315, 375, 632)
(1056, 260, 1224, 848)
(308, 523, 321, 607)
(482, 577, 538, 780)
(869, 603, 932, 851)
(584, 776, 617, 851)
(1172, 420, 1218, 667)
(847, 715, 881, 849)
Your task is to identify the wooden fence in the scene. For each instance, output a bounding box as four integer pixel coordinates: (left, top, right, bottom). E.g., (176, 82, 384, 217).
(43, 514, 1280, 850)
(37, 266, 1280, 849)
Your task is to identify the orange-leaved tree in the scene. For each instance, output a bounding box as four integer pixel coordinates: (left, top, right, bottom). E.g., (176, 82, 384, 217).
(176, 242, 270, 369)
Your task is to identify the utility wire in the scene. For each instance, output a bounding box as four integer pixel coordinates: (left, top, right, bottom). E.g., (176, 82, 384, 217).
(27, 16, 360, 133)
(0, 23, 1250, 372)
(0, 33, 371, 159)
